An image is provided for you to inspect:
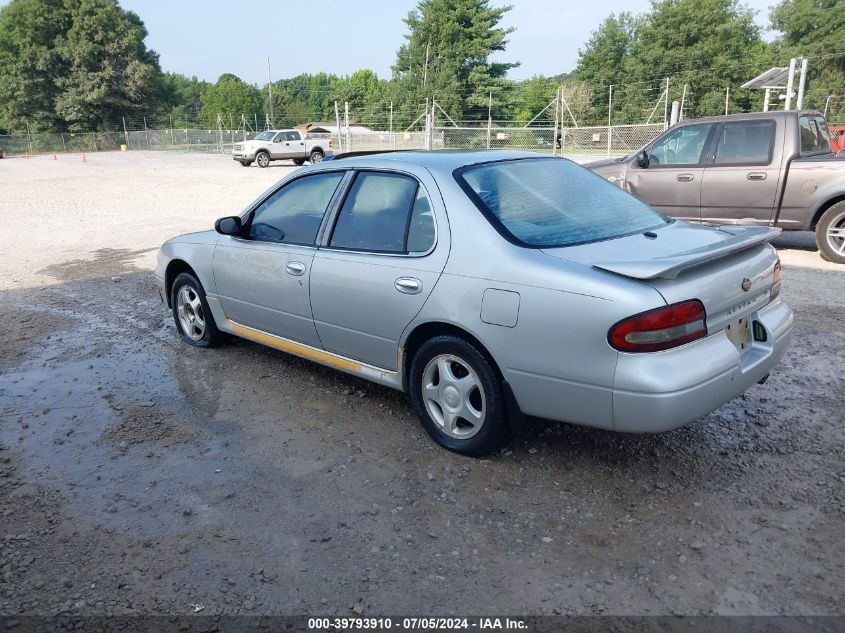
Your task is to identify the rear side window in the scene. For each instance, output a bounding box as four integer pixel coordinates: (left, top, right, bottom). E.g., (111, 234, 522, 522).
(799, 115, 832, 154)
(714, 120, 775, 164)
(458, 158, 670, 248)
(286, 131, 301, 141)
(248, 172, 344, 244)
(330, 172, 432, 253)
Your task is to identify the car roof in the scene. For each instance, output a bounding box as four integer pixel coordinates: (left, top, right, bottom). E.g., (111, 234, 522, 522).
(673, 109, 823, 125)
(328, 149, 548, 171)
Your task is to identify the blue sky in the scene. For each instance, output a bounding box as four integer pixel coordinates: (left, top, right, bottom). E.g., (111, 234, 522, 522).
(1, 0, 779, 83)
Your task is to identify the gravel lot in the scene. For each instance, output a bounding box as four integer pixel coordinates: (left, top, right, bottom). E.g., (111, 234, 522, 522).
(0, 151, 843, 618)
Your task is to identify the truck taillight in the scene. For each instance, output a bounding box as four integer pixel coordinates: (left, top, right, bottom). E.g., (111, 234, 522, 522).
(609, 300, 707, 353)
(770, 259, 782, 302)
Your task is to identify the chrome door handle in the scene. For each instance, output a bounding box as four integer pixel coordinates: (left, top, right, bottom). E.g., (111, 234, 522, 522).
(676, 173, 694, 182)
(394, 277, 422, 294)
(747, 172, 767, 181)
(286, 261, 306, 276)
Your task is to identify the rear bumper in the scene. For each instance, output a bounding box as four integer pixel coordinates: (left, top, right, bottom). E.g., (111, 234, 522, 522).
(611, 298, 793, 432)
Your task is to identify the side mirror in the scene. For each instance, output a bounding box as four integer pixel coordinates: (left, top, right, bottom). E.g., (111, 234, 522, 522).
(215, 216, 242, 236)
(635, 150, 649, 168)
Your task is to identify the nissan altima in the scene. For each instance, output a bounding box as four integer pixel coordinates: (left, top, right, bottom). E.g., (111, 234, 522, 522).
(156, 151, 793, 455)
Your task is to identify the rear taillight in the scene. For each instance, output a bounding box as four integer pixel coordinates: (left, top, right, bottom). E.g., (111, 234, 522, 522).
(770, 258, 782, 302)
(609, 300, 707, 353)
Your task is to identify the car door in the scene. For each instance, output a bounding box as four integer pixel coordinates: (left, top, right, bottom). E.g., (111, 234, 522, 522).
(268, 131, 288, 159)
(285, 131, 306, 159)
(212, 170, 347, 347)
(310, 169, 446, 370)
(700, 119, 782, 225)
(625, 122, 715, 221)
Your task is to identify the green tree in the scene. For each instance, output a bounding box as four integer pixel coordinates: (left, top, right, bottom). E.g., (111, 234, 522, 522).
(0, 0, 161, 132)
(769, 0, 845, 121)
(573, 13, 635, 124)
(199, 74, 262, 128)
(392, 0, 517, 121)
(159, 72, 209, 126)
(620, 0, 766, 122)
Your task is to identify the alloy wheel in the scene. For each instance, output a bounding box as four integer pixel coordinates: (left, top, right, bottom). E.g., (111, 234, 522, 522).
(176, 285, 206, 341)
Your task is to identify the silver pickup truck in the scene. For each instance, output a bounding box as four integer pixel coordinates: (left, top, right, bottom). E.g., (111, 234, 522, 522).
(586, 110, 845, 263)
(233, 129, 332, 168)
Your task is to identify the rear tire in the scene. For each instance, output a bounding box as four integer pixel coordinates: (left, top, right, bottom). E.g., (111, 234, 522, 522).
(170, 272, 222, 348)
(309, 150, 324, 164)
(815, 201, 845, 264)
(408, 335, 510, 456)
(255, 151, 270, 168)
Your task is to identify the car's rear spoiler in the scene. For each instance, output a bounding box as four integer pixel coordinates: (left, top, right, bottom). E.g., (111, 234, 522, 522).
(592, 226, 781, 280)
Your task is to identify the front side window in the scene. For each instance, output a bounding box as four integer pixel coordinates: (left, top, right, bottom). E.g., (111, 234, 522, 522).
(714, 120, 775, 164)
(648, 123, 714, 166)
(248, 172, 344, 244)
(799, 115, 832, 154)
(272, 132, 285, 143)
(458, 158, 670, 248)
(330, 172, 430, 253)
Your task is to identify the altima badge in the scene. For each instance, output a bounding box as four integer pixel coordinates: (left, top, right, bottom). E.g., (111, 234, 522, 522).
(741, 278, 752, 292)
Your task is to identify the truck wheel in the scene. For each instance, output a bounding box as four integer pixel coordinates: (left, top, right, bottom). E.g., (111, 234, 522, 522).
(309, 150, 324, 164)
(293, 158, 305, 166)
(815, 201, 845, 264)
(239, 160, 252, 167)
(255, 151, 270, 168)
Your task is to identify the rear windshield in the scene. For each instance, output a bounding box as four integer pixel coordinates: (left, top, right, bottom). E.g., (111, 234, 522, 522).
(457, 158, 670, 248)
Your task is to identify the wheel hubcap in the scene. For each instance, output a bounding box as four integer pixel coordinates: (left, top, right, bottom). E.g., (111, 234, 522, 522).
(422, 354, 486, 439)
(258, 154, 268, 166)
(176, 285, 206, 341)
(826, 211, 845, 257)
(311, 153, 322, 163)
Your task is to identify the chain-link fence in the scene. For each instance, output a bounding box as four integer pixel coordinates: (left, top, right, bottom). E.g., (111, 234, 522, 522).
(559, 123, 666, 157)
(433, 124, 557, 153)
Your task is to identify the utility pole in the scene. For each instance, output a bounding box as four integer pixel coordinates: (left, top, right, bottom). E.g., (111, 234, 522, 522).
(784, 57, 796, 110)
(725, 86, 730, 115)
(267, 57, 274, 127)
(487, 90, 492, 150)
(389, 101, 394, 150)
(663, 77, 670, 129)
(796, 57, 808, 109)
(422, 39, 431, 89)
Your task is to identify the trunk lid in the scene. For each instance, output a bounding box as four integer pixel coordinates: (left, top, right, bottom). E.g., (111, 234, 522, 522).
(541, 222, 781, 333)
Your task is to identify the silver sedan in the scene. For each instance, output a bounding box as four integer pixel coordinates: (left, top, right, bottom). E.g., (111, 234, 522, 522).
(156, 151, 793, 455)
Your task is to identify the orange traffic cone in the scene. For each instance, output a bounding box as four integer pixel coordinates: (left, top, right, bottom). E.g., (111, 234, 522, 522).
(81, 153, 87, 162)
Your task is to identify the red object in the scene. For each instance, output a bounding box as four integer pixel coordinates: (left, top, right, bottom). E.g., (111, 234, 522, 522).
(53, 152, 57, 160)
(608, 300, 708, 353)
(829, 125, 845, 153)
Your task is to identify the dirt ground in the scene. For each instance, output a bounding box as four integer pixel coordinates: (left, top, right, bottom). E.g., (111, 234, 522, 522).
(0, 151, 843, 618)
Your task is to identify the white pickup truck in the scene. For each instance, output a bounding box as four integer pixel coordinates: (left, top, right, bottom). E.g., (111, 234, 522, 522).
(233, 129, 332, 168)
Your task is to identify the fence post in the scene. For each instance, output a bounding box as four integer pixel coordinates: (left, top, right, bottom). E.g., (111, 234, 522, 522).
(61, 133, 66, 153)
(389, 101, 394, 150)
(122, 117, 128, 149)
(185, 128, 188, 151)
(607, 85, 613, 157)
(552, 87, 560, 157)
(663, 78, 669, 130)
(144, 117, 150, 149)
(344, 102, 351, 152)
(486, 91, 492, 150)
(170, 115, 174, 147)
(334, 101, 343, 153)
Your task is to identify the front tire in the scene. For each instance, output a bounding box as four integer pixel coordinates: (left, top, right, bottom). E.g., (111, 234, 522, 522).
(408, 335, 510, 456)
(255, 151, 271, 168)
(293, 158, 305, 166)
(309, 150, 324, 164)
(815, 201, 845, 264)
(171, 272, 222, 348)
(239, 160, 252, 167)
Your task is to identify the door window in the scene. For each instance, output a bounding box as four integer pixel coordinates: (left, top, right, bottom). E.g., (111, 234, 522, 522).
(648, 124, 713, 166)
(248, 172, 345, 245)
(286, 131, 301, 141)
(714, 120, 775, 164)
(272, 132, 285, 143)
(799, 115, 832, 154)
(330, 172, 431, 253)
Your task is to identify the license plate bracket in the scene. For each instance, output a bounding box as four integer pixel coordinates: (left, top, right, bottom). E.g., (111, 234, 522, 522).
(725, 316, 751, 351)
